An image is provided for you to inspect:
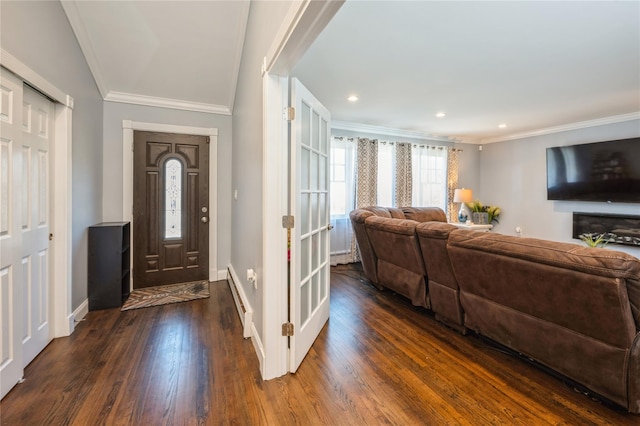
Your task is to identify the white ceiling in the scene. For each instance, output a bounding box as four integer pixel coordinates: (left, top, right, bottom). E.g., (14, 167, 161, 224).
(292, 1, 640, 143)
(62, 1, 639, 143)
(62, 0, 250, 115)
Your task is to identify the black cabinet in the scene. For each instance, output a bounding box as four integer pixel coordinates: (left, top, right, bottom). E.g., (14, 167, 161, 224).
(88, 222, 131, 311)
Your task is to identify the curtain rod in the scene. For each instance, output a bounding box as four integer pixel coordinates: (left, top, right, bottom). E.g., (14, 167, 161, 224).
(333, 136, 463, 152)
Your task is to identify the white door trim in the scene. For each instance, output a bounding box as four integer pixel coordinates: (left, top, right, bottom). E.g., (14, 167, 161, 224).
(1, 50, 74, 338)
(261, 73, 290, 379)
(122, 121, 219, 283)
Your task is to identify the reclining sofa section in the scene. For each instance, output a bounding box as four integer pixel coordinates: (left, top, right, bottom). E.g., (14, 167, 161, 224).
(349, 206, 447, 308)
(447, 231, 640, 413)
(350, 207, 640, 413)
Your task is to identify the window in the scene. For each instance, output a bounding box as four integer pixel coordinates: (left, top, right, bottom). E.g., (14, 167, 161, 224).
(412, 145, 447, 210)
(165, 158, 182, 239)
(377, 142, 396, 206)
(329, 138, 356, 218)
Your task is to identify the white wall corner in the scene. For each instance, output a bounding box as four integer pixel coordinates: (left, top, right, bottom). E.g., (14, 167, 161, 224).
(216, 269, 228, 281)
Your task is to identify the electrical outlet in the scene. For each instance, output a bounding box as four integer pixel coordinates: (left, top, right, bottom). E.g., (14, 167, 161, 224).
(247, 269, 257, 289)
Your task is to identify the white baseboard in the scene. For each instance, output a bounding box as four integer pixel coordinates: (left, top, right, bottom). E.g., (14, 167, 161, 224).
(69, 299, 88, 334)
(251, 322, 266, 377)
(227, 265, 253, 338)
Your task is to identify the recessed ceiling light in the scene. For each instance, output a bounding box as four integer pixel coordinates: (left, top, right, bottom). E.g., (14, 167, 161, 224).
(498, 123, 507, 129)
(436, 112, 446, 118)
(347, 95, 359, 102)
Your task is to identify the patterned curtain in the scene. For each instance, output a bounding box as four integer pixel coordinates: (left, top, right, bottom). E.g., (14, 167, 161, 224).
(356, 138, 378, 208)
(395, 142, 412, 207)
(351, 138, 378, 263)
(446, 148, 460, 222)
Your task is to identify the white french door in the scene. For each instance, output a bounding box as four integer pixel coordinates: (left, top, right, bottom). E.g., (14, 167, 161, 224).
(289, 78, 331, 373)
(0, 71, 53, 399)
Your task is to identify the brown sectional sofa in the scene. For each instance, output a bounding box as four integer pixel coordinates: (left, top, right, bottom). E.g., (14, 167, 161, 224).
(350, 207, 640, 413)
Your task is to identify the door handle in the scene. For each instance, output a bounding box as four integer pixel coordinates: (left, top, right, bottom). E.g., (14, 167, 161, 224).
(201, 217, 209, 223)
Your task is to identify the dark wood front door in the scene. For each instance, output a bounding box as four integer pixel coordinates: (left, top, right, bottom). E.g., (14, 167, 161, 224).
(133, 131, 209, 288)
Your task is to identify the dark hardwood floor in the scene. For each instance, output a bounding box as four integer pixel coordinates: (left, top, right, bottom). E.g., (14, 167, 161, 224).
(1, 264, 637, 425)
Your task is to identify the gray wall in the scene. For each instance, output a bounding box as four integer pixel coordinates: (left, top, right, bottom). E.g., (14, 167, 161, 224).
(1, 0, 104, 310)
(479, 119, 640, 257)
(101, 101, 233, 274)
(231, 1, 293, 343)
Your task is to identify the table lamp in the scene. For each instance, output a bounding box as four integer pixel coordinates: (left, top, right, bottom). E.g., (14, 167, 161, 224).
(453, 188, 473, 223)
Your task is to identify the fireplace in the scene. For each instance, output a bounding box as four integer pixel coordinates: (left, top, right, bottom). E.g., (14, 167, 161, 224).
(572, 212, 640, 247)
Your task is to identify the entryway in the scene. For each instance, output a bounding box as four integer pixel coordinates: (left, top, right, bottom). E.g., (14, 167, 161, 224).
(132, 131, 210, 289)
(119, 120, 219, 289)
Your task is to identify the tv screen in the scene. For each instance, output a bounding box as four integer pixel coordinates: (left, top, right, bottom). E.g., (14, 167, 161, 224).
(546, 137, 640, 203)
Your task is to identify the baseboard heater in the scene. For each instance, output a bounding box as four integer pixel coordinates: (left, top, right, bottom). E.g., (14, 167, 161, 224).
(226, 268, 253, 338)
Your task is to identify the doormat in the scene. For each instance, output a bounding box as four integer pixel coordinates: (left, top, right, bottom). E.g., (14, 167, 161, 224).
(121, 280, 209, 311)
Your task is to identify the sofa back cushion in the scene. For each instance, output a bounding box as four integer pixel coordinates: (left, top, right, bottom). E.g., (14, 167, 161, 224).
(365, 217, 426, 275)
(364, 216, 428, 306)
(448, 231, 640, 347)
(402, 207, 447, 223)
(362, 206, 405, 219)
(416, 222, 458, 290)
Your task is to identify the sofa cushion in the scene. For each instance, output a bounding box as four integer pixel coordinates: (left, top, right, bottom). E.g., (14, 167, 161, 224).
(402, 207, 447, 223)
(416, 222, 464, 330)
(360, 206, 405, 219)
(364, 216, 428, 307)
(364, 217, 425, 274)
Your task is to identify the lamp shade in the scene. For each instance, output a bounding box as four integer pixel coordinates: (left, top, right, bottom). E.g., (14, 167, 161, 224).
(453, 188, 473, 203)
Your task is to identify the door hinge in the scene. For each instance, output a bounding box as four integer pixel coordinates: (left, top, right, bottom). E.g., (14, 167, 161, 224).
(206, 136, 210, 144)
(282, 215, 294, 229)
(282, 322, 294, 337)
(285, 107, 295, 121)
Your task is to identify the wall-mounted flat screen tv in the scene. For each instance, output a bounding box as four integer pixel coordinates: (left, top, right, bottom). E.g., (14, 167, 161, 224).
(546, 137, 640, 203)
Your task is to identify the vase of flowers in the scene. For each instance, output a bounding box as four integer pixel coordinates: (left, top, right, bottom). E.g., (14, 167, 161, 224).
(466, 201, 501, 224)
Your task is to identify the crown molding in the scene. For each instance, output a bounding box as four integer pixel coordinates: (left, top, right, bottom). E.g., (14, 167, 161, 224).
(480, 112, 640, 144)
(61, 0, 109, 99)
(105, 91, 231, 115)
(332, 121, 459, 143)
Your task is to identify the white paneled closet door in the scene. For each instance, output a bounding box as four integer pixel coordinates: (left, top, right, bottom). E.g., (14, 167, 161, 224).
(0, 71, 53, 399)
